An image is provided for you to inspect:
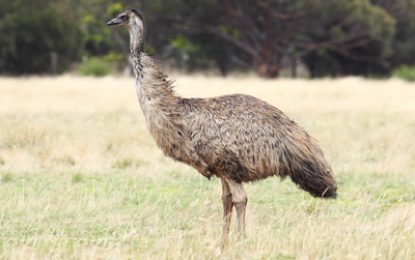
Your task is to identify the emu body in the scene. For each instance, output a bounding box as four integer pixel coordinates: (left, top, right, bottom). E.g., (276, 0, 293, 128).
(108, 9, 337, 245)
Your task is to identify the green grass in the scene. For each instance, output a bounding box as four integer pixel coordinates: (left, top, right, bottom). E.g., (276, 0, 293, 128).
(0, 76, 415, 259)
(1, 173, 13, 184)
(112, 158, 143, 169)
(0, 170, 414, 259)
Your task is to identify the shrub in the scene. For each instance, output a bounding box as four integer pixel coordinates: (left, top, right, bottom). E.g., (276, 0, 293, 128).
(393, 66, 415, 82)
(78, 57, 112, 77)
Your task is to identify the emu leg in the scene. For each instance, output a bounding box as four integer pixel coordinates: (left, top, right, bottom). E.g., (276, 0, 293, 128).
(225, 178, 247, 240)
(221, 178, 233, 248)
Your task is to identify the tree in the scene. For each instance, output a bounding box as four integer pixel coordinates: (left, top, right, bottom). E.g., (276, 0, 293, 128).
(182, 0, 319, 77)
(0, 0, 83, 74)
(162, 0, 395, 78)
(0, 0, 411, 77)
(303, 0, 396, 77)
(372, 0, 415, 67)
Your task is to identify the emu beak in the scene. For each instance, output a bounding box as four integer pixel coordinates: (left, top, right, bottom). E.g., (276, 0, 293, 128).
(107, 17, 123, 26)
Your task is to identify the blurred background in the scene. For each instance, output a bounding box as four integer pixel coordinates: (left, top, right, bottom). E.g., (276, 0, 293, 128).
(1, 0, 415, 80)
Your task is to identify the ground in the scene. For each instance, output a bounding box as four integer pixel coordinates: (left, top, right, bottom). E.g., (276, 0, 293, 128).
(0, 75, 414, 259)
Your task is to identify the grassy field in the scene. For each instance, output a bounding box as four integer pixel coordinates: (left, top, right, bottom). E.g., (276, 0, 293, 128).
(0, 75, 415, 259)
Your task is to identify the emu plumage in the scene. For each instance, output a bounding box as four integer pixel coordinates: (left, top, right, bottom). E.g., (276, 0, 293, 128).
(107, 9, 337, 246)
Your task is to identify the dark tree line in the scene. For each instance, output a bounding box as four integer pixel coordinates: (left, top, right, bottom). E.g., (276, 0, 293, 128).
(0, 0, 415, 77)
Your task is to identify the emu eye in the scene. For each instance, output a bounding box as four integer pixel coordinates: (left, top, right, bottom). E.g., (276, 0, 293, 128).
(120, 15, 128, 21)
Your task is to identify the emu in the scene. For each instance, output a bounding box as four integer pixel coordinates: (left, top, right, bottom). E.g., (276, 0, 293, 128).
(107, 9, 337, 245)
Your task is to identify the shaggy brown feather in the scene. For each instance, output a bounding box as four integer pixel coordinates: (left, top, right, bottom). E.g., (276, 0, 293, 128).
(136, 53, 337, 197)
(108, 9, 337, 245)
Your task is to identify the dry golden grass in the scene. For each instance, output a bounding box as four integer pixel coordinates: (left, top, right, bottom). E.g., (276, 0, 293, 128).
(1, 75, 415, 259)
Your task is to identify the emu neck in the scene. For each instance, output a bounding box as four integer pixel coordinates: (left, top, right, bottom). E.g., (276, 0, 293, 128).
(129, 26, 144, 82)
(128, 26, 177, 111)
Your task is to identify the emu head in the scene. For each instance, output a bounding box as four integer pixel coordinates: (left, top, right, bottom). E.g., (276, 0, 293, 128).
(107, 9, 144, 31)
(107, 9, 144, 52)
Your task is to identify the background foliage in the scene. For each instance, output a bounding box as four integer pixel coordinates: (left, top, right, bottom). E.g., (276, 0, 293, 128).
(0, 0, 415, 78)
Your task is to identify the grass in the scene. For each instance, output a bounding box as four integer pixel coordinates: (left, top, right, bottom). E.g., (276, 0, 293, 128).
(0, 75, 415, 259)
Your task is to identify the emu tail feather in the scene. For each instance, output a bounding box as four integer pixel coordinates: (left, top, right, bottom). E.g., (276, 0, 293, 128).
(282, 145, 337, 198)
(289, 161, 337, 198)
